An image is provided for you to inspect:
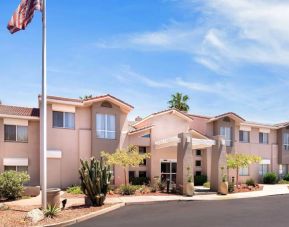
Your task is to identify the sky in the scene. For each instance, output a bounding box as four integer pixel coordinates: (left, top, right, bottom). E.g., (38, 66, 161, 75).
(0, 0, 289, 123)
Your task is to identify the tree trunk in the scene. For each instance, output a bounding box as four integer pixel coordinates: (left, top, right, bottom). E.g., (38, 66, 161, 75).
(124, 167, 127, 186)
(236, 168, 239, 186)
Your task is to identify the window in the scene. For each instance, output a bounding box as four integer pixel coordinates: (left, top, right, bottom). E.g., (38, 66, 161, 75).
(129, 171, 135, 182)
(239, 130, 250, 143)
(4, 165, 28, 172)
(220, 127, 232, 146)
(142, 134, 150, 138)
(196, 150, 202, 156)
(259, 132, 269, 144)
(239, 167, 249, 176)
(101, 101, 112, 108)
(195, 171, 202, 176)
(139, 171, 147, 178)
(195, 160, 201, 167)
(139, 147, 147, 166)
(161, 161, 177, 184)
(96, 114, 116, 139)
(279, 165, 288, 175)
(53, 111, 75, 129)
(259, 164, 269, 176)
(283, 133, 289, 151)
(4, 125, 28, 142)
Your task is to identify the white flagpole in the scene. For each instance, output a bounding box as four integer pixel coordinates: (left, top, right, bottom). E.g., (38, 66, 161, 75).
(41, 0, 47, 209)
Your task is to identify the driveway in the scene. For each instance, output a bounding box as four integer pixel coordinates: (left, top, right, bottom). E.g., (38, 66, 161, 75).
(71, 194, 289, 227)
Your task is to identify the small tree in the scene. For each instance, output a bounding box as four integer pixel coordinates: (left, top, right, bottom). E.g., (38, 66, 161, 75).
(79, 95, 93, 100)
(168, 92, 190, 112)
(101, 145, 151, 185)
(226, 153, 261, 186)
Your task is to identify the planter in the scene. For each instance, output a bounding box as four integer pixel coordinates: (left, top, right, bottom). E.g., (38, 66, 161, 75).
(23, 186, 40, 197)
(47, 188, 61, 207)
(185, 182, 194, 196)
(218, 182, 228, 195)
(85, 194, 106, 207)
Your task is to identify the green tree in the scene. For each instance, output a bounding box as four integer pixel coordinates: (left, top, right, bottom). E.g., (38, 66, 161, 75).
(168, 92, 190, 112)
(79, 95, 93, 100)
(226, 153, 261, 185)
(101, 145, 151, 185)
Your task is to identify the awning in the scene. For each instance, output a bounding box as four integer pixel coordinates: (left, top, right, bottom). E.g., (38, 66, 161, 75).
(155, 136, 215, 149)
(3, 158, 28, 166)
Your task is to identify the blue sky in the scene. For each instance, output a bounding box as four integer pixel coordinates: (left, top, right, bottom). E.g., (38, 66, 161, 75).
(0, 0, 289, 123)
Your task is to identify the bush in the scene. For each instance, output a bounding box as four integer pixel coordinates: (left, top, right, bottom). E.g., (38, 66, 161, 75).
(245, 178, 255, 187)
(203, 182, 210, 188)
(283, 173, 289, 181)
(263, 172, 277, 184)
(228, 182, 234, 193)
(0, 171, 30, 200)
(278, 179, 289, 184)
(119, 185, 140, 195)
(131, 177, 150, 185)
(194, 175, 207, 186)
(66, 185, 83, 194)
(44, 204, 61, 218)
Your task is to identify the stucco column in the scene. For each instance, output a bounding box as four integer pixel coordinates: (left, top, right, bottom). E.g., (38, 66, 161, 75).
(210, 136, 227, 192)
(176, 133, 193, 194)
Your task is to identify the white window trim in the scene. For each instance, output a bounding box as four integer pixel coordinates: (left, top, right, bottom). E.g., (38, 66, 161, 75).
(220, 127, 232, 146)
(283, 133, 289, 151)
(4, 125, 28, 142)
(53, 111, 75, 129)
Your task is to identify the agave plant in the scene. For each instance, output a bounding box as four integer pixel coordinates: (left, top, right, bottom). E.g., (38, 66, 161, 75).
(44, 204, 61, 218)
(79, 157, 112, 206)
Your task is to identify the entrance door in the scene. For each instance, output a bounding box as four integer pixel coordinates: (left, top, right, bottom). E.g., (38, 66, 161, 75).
(161, 160, 177, 184)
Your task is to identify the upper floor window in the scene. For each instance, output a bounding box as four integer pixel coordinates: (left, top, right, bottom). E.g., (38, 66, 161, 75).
(239, 130, 250, 143)
(53, 111, 75, 129)
(220, 127, 232, 146)
(4, 125, 28, 142)
(259, 132, 269, 144)
(139, 146, 147, 166)
(142, 134, 150, 138)
(196, 150, 202, 156)
(96, 113, 116, 139)
(283, 133, 289, 151)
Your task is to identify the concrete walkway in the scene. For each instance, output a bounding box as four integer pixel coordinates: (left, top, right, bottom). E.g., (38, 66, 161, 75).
(4, 184, 289, 207)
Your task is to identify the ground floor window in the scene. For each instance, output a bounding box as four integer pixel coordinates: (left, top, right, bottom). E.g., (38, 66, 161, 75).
(139, 171, 147, 178)
(259, 164, 269, 176)
(279, 165, 288, 176)
(4, 165, 28, 172)
(161, 161, 177, 184)
(239, 166, 249, 176)
(129, 171, 135, 182)
(195, 160, 201, 167)
(195, 171, 202, 176)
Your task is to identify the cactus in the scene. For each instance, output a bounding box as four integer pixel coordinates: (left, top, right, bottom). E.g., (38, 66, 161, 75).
(79, 157, 112, 206)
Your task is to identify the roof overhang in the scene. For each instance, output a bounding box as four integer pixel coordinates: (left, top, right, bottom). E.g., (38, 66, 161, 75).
(209, 112, 245, 123)
(0, 114, 39, 121)
(128, 125, 154, 135)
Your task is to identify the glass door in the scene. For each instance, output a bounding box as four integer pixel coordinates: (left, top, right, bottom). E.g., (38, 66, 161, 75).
(161, 160, 177, 184)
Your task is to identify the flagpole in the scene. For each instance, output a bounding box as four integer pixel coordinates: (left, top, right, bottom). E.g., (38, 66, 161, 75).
(41, 0, 47, 209)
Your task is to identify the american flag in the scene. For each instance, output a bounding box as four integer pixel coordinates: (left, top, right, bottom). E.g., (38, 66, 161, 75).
(7, 0, 42, 34)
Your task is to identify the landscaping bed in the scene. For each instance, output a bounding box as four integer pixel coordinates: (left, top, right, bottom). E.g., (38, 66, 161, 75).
(232, 184, 263, 193)
(0, 203, 114, 226)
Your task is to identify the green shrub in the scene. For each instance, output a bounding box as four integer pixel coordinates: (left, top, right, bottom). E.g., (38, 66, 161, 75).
(278, 179, 289, 184)
(228, 182, 234, 193)
(66, 185, 83, 194)
(194, 175, 207, 186)
(0, 171, 30, 200)
(203, 181, 210, 188)
(283, 173, 289, 181)
(245, 178, 255, 186)
(131, 177, 150, 185)
(44, 204, 61, 218)
(119, 184, 140, 195)
(263, 172, 277, 184)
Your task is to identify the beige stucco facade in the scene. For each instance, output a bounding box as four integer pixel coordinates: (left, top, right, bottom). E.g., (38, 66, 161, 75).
(0, 95, 289, 190)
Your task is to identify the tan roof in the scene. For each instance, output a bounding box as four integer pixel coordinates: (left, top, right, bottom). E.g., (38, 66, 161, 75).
(0, 105, 39, 117)
(209, 112, 245, 122)
(129, 125, 154, 135)
(46, 94, 134, 109)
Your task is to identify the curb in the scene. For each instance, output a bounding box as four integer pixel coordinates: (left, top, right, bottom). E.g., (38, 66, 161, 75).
(36, 203, 125, 227)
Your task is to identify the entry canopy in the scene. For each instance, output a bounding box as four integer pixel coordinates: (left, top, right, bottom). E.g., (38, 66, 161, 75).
(155, 135, 215, 150)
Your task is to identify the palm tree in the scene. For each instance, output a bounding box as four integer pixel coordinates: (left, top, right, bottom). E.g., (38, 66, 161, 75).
(79, 95, 93, 100)
(168, 92, 190, 112)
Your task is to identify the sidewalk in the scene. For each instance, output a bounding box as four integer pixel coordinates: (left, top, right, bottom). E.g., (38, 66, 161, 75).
(5, 184, 289, 207)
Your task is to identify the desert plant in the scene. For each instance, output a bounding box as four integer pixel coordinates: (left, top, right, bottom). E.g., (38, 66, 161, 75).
(79, 157, 112, 206)
(263, 172, 277, 184)
(283, 173, 289, 181)
(203, 182, 210, 188)
(66, 185, 83, 194)
(0, 171, 30, 200)
(278, 179, 289, 184)
(194, 175, 207, 186)
(118, 184, 140, 195)
(44, 204, 61, 218)
(228, 182, 235, 193)
(168, 92, 190, 112)
(245, 178, 255, 187)
(221, 166, 227, 182)
(131, 177, 150, 185)
(187, 166, 193, 183)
